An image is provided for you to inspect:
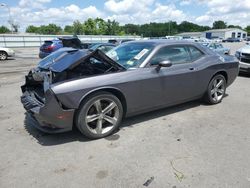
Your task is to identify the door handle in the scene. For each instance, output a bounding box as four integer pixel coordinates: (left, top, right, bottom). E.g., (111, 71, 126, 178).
(189, 67, 195, 71)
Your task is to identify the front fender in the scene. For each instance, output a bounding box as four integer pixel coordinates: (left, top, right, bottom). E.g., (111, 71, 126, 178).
(53, 86, 125, 109)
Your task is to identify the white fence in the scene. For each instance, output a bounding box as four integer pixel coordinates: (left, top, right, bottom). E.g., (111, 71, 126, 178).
(0, 34, 141, 47)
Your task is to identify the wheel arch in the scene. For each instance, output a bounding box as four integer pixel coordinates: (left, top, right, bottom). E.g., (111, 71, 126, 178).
(0, 50, 8, 56)
(77, 87, 127, 117)
(211, 70, 228, 83)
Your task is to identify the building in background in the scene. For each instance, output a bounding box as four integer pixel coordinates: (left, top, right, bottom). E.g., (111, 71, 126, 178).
(203, 28, 247, 39)
(176, 28, 247, 40)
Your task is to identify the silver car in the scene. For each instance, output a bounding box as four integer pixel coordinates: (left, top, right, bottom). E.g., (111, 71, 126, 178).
(0, 47, 15, 60)
(235, 45, 250, 74)
(202, 42, 230, 55)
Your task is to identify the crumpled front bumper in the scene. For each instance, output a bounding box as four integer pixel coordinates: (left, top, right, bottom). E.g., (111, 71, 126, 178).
(21, 88, 75, 133)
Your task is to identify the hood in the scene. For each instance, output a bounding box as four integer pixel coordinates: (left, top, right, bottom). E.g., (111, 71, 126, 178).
(38, 47, 125, 72)
(237, 45, 250, 54)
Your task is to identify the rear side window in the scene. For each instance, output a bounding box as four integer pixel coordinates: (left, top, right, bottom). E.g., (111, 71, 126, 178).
(150, 46, 191, 65)
(188, 46, 204, 61)
(44, 41, 53, 45)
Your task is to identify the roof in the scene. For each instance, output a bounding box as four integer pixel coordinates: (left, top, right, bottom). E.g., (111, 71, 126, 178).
(126, 39, 196, 45)
(205, 28, 246, 33)
(176, 32, 202, 36)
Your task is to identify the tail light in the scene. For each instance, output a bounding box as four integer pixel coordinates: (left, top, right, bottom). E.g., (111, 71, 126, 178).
(44, 45, 54, 52)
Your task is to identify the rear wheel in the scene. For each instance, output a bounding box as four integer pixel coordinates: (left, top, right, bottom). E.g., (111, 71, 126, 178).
(76, 92, 123, 139)
(0, 51, 7, 60)
(204, 74, 226, 104)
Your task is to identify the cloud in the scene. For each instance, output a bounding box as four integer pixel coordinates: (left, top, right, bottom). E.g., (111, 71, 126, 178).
(106, 2, 186, 24)
(179, 0, 191, 6)
(195, 0, 250, 27)
(1, 0, 250, 32)
(104, 0, 155, 14)
(19, 0, 51, 9)
(8, 4, 103, 29)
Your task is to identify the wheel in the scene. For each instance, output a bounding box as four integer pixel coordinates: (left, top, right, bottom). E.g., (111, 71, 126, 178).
(204, 74, 226, 104)
(76, 92, 123, 139)
(0, 51, 7, 60)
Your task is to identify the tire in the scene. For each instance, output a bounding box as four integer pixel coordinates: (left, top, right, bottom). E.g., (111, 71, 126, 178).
(76, 91, 123, 139)
(0, 51, 7, 60)
(204, 74, 226, 105)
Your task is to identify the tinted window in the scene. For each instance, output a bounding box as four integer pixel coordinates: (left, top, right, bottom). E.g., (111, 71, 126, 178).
(150, 46, 191, 65)
(188, 46, 204, 61)
(43, 40, 53, 45)
(106, 43, 154, 68)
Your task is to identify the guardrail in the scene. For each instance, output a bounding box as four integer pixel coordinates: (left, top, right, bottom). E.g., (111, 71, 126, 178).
(0, 34, 141, 47)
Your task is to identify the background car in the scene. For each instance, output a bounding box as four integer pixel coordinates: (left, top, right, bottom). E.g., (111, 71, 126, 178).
(39, 36, 84, 58)
(21, 40, 239, 139)
(235, 45, 250, 74)
(222, 38, 241, 42)
(39, 39, 63, 59)
(202, 42, 230, 55)
(0, 47, 15, 60)
(244, 37, 250, 42)
(211, 37, 223, 43)
(108, 39, 134, 45)
(89, 43, 115, 53)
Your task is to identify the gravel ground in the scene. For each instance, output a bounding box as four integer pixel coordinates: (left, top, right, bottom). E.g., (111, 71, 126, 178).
(0, 44, 250, 188)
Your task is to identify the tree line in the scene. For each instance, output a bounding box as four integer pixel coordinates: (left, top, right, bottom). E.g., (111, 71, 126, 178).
(0, 18, 250, 36)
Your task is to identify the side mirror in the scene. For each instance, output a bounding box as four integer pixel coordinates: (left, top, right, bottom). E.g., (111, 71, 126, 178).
(156, 60, 172, 71)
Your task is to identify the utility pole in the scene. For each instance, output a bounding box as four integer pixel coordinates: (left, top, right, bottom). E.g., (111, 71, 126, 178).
(168, 20, 171, 36)
(0, 3, 13, 33)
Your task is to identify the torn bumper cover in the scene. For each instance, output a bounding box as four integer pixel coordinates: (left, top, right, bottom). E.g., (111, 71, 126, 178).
(21, 87, 75, 133)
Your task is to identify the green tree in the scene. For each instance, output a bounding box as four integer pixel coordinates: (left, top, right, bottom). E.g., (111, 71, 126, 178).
(39, 24, 62, 34)
(105, 19, 120, 35)
(212, 20, 227, 29)
(178, 21, 208, 33)
(72, 20, 84, 35)
(95, 18, 107, 34)
(245, 25, 250, 35)
(0, 26, 10, 33)
(83, 18, 96, 35)
(64, 25, 74, 34)
(228, 25, 242, 29)
(122, 24, 140, 35)
(26, 25, 39, 33)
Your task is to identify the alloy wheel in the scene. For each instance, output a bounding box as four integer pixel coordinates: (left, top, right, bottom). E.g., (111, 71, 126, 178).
(0, 52, 7, 60)
(210, 77, 225, 102)
(85, 98, 119, 135)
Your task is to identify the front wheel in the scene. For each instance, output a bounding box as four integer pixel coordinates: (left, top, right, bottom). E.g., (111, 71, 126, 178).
(204, 74, 226, 104)
(0, 51, 7, 60)
(76, 92, 123, 139)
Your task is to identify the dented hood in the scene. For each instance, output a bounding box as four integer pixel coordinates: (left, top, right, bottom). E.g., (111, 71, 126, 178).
(38, 47, 125, 72)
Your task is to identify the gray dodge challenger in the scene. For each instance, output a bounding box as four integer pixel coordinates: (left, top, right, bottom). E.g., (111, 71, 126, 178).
(21, 40, 239, 139)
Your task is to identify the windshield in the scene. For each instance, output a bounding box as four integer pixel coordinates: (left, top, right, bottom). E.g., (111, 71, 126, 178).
(106, 43, 154, 68)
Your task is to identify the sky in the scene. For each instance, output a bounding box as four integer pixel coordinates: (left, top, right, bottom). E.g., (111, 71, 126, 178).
(0, 0, 249, 32)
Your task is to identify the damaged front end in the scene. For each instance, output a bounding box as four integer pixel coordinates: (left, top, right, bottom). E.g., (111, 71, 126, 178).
(21, 68, 75, 133)
(21, 48, 125, 133)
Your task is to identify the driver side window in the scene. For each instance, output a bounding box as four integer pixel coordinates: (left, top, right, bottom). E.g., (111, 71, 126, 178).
(150, 46, 191, 66)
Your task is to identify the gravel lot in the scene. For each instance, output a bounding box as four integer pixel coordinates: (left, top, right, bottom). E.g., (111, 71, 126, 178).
(0, 43, 250, 188)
